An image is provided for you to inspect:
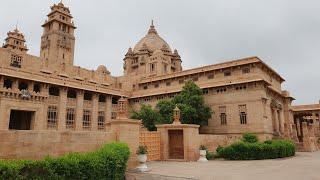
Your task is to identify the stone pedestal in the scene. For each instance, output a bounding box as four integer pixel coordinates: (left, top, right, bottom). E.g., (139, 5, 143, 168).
(156, 123, 200, 161)
(108, 119, 141, 168)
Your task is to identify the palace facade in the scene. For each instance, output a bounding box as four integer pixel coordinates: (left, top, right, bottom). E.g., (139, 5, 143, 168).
(0, 2, 319, 153)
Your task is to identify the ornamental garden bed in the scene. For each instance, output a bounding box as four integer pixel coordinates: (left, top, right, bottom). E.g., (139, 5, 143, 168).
(208, 133, 296, 160)
(0, 142, 130, 180)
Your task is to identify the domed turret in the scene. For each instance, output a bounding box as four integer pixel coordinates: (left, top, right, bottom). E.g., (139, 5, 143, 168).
(96, 65, 110, 75)
(123, 21, 182, 76)
(2, 28, 28, 53)
(133, 21, 172, 53)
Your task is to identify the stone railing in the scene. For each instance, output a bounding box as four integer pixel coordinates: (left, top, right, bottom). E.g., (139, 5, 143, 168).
(83, 100, 93, 109)
(0, 87, 47, 101)
(99, 102, 106, 110)
(48, 95, 59, 104)
(67, 98, 77, 107)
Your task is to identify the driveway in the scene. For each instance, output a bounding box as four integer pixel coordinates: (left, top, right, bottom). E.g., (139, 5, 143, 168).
(129, 151, 320, 180)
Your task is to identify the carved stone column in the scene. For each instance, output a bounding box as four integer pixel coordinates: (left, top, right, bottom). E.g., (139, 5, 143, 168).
(12, 79, 19, 91)
(91, 93, 99, 130)
(75, 90, 84, 131)
(58, 87, 67, 130)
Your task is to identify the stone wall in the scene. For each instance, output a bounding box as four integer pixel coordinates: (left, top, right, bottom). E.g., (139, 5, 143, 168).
(0, 130, 115, 160)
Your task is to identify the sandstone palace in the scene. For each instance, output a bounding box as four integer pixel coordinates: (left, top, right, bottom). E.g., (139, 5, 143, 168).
(0, 2, 319, 159)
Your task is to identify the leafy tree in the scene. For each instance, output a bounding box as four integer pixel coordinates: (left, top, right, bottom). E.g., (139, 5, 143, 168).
(158, 80, 212, 125)
(131, 104, 162, 131)
(132, 81, 213, 130)
(155, 100, 175, 124)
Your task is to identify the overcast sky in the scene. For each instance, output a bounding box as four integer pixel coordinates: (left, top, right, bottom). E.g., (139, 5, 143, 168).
(0, 0, 319, 105)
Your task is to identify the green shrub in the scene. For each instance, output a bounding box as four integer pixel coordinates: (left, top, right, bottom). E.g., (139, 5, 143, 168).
(242, 133, 258, 143)
(206, 151, 215, 160)
(0, 142, 130, 180)
(219, 140, 295, 160)
(216, 145, 224, 155)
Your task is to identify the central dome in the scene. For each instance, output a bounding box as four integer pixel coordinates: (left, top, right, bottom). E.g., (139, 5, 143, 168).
(133, 22, 172, 53)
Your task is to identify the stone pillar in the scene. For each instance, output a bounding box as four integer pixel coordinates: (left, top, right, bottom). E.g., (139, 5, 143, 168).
(75, 90, 84, 131)
(272, 109, 280, 135)
(91, 93, 99, 131)
(279, 110, 285, 135)
(0, 76, 4, 88)
(109, 119, 141, 169)
(42, 84, 49, 97)
(105, 95, 112, 122)
(58, 87, 67, 130)
(0, 101, 9, 130)
(12, 79, 19, 91)
(29, 81, 34, 92)
(291, 124, 299, 143)
(108, 97, 141, 169)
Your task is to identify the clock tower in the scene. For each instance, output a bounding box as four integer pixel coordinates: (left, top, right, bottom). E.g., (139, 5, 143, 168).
(40, 1, 76, 67)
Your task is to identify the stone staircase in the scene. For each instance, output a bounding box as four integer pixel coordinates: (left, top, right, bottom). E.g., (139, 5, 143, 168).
(126, 172, 198, 180)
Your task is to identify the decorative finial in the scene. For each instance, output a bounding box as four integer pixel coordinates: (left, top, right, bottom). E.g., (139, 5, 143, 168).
(148, 20, 157, 35)
(15, 20, 19, 31)
(173, 105, 181, 124)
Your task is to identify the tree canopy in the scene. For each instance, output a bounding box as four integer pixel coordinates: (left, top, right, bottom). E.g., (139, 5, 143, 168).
(131, 81, 213, 130)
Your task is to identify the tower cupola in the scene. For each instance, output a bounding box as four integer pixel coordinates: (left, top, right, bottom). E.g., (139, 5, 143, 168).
(2, 28, 28, 53)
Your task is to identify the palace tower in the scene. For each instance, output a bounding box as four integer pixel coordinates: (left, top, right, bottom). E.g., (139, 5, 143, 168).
(40, 1, 76, 67)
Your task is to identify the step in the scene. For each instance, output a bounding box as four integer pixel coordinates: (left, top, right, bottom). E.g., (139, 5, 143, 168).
(126, 172, 198, 180)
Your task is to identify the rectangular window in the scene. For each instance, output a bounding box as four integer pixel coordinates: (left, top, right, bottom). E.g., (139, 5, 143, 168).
(219, 106, 227, 125)
(224, 70, 231, 77)
(202, 89, 209, 95)
(47, 106, 58, 129)
(207, 73, 214, 79)
(111, 112, 117, 119)
(66, 108, 75, 129)
(242, 67, 250, 74)
(220, 113, 227, 125)
(239, 105, 247, 124)
(179, 79, 184, 84)
(98, 111, 105, 130)
(150, 63, 155, 72)
(166, 81, 171, 86)
(10, 55, 22, 68)
(83, 110, 91, 130)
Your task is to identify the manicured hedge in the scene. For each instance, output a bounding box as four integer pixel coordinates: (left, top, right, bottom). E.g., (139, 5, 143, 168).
(218, 139, 295, 160)
(0, 142, 130, 180)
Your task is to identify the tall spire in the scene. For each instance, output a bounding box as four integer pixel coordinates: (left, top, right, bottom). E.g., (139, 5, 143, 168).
(148, 20, 157, 35)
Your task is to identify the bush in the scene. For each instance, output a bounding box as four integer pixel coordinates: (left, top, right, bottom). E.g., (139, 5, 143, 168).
(219, 140, 295, 160)
(242, 133, 258, 143)
(0, 142, 130, 180)
(206, 151, 215, 160)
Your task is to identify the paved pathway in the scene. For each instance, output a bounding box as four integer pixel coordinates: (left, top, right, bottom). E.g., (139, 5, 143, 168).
(128, 152, 320, 180)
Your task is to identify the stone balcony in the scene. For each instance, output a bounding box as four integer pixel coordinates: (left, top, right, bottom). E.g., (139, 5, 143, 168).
(0, 87, 47, 101)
